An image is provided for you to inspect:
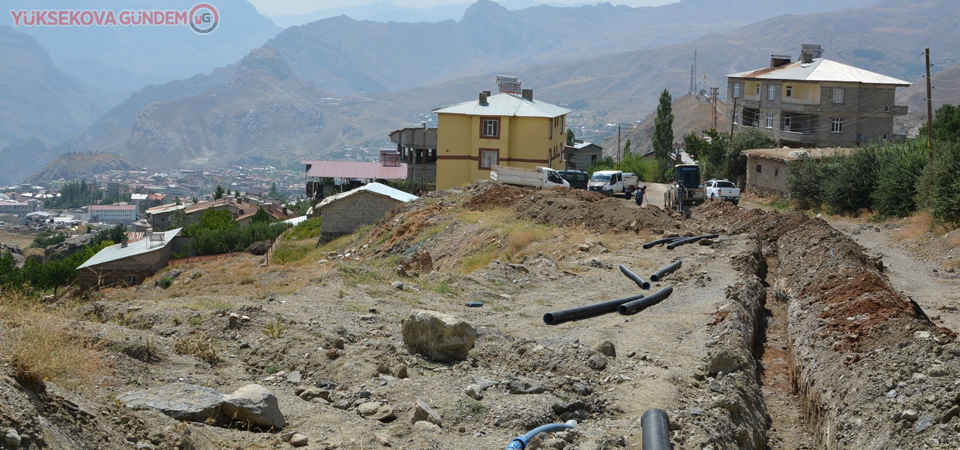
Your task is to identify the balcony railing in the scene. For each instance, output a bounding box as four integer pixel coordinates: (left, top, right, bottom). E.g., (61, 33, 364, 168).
(780, 130, 818, 144)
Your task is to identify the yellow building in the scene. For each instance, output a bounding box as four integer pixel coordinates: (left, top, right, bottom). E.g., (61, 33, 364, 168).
(432, 89, 570, 190)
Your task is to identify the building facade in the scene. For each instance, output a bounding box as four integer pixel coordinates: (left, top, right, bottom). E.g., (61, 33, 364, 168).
(432, 89, 570, 190)
(742, 147, 851, 194)
(564, 142, 603, 171)
(89, 204, 138, 225)
(727, 45, 909, 148)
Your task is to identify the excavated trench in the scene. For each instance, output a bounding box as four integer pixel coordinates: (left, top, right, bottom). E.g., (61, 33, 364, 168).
(685, 203, 960, 450)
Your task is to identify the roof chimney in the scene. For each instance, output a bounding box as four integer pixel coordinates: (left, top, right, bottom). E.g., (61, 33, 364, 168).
(522, 89, 533, 101)
(801, 43, 823, 64)
(770, 55, 791, 68)
(479, 91, 488, 105)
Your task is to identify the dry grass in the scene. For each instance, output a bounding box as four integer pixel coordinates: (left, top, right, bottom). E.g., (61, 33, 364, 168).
(894, 212, 935, 241)
(174, 330, 220, 363)
(0, 293, 109, 391)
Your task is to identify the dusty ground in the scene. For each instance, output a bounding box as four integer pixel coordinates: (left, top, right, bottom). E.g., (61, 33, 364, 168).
(1, 183, 959, 450)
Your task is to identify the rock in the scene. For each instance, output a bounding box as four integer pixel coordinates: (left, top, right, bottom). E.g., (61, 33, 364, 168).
(357, 402, 382, 417)
(586, 354, 607, 371)
(927, 365, 949, 377)
(392, 281, 404, 289)
(246, 241, 273, 255)
(401, 310, 477, 362)
(411, 399, 442, 426)
(915, 415, 934, 432)
(395, 365, 409, 379)
(221, 384, 286, 430)
(117, 383, 223, 423)
(474, 377, 498, 390)
(287, 371, 302, 384)
(901, 410, 919, 422)
(401, 250, 433, 273)
(290, 433, 309, 447)
(136, 441, 155, 450)
(413, 421, 443, 433)
(4, 428, 21, 448)
(228, 313, 241, 328)
(464, 384, 483, 400)
(592, 340, 616, 358)
(299, 387, 330, 401)
(578, 243, 591, 251)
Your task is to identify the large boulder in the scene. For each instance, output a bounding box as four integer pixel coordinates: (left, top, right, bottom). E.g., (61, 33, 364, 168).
(221, 384, 286, 430)
(117, 384, 223, 423)
(401, 310, 476, 362)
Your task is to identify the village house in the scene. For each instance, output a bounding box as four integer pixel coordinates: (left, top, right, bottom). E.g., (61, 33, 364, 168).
(76, 228, 184, 288)
(431, 77, 570, 190)
(563, 141, 603, 171)
(145, 198, 245, 231)
(302, 159, 408, 200)
(741, 147, 852, 194)
(315, 183, 417, 242)
(727, 44, 909, 148)
(389, 126, 437, 191)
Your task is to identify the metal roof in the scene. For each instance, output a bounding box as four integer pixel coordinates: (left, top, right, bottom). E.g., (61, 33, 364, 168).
(302, 161, 408, 180)
(317, 182, 418, 209)
(728, 59, 910, 86)
(77, 228, 182, 270)
(432, 93, 570, 118)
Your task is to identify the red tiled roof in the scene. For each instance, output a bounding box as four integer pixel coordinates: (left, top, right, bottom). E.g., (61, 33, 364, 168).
(303, 161, 408, 180)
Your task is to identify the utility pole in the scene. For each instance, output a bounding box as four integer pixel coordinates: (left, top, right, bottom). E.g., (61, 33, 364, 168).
(926, 47, 934, 160)
(711, 87, 719, 131)
(420, 122, 427, 192)
(617, 123, 622, 170)
(729, 96, 738, 140)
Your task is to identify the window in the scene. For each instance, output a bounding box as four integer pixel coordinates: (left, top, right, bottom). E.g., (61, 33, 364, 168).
(765, 113, 774, 128)
(785, 85, 793, 98)
(733, 83, 740, 98)
(756, 84, 761, 95)
(756, 164, 762, 173)
(831, 117, 843, 133)
(833, 88, 844, 104)
(549, 120, 553, 140)
(883, 134, 888, 140)
(783, 115, 792, 130)
(480, 118, 500, 138)
(884, 105, 890, 112)
(768, 85, 776, 101)
(774, 168, 779, 177)
(479, 149, 498, 169)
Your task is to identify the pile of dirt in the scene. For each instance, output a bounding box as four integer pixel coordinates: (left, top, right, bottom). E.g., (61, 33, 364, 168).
(510, 188, 678, 235)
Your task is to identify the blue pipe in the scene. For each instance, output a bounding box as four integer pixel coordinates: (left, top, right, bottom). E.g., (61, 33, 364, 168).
(506, 422, 577, 449)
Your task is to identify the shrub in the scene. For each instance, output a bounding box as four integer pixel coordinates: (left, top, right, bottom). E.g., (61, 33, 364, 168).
(787, 156, 831, 209)
(261, 314, 288, 339)
(917, 141, 960, 225)
(822, 148, 878, 215)
(174, 330, 219, 363)
(872, 142, 927, 218)
(158, 277, 174, 289)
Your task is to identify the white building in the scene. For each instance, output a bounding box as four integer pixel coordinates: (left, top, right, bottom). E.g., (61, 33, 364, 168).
(89, 204, 138, 225)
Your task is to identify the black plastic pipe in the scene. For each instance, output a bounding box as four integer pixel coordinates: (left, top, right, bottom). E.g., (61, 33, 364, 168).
(641, 237, 678, 249)
(619, 264, 651, 290)
(543, 292, 645, 325)
(641, 408, 671, 450)
(617, 286, 673, 315)
(665, 234, 719, 250)
(649, 260, 682, 282)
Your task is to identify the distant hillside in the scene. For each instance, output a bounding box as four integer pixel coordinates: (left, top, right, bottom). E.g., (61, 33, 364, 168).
(0, 26, 103, 146)
(0, 139, 58, 185)
(896, 62, 960, 137)
(1, 0, 281, 97)
(265, 0, 878, 95)
(598, 93, 726, 160)
(25, 152, 138, 184)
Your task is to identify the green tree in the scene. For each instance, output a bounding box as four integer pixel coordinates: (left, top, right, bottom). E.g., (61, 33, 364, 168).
(728, 128, 775, 182)
(214, 184, 225, 200)
(268, 182, 281, 200)
(919, 103, 960, 143)
(251, 208, 272, 224)
(622, 139, 631, 156)
(653, 89, 674, 181)
(566, 129, 575, 145)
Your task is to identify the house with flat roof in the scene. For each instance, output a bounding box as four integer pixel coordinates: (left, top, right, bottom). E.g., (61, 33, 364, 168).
(727, 44, 909, 148)
(89, 204, 138, 225)
(564, 141, 603, 171)
(742, 147, 852, 194)
(432, 79, 570, 190)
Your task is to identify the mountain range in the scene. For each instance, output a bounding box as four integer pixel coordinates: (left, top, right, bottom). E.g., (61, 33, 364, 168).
(3, 0, 960, 180)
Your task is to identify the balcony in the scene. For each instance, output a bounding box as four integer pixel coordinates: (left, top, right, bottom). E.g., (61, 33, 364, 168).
(780, 130, 818, 144)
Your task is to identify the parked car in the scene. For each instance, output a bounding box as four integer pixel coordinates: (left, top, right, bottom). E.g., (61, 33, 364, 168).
(490, 165, 570, 189)
(557, 170, 589, 189)
(704, 179, 740, 205)
(588, 170, 638, 197)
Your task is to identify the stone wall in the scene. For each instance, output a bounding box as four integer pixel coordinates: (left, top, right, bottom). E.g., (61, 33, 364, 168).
(320, 192, 403, 241)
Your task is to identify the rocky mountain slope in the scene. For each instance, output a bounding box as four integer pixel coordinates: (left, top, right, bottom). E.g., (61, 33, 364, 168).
(24, 152, 139, 184)
(0, 139, 59, 186)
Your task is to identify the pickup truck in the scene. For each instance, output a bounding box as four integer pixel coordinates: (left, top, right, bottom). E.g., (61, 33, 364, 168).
(588, 170, 638, 197)
(704, 179, 740, 206)
(490, 165, 570, 189)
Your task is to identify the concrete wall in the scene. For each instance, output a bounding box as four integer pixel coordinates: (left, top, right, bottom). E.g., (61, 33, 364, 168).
(746, 155, 790, 193)
(320, 191, 403, 241)
(77, 244, 175, 288)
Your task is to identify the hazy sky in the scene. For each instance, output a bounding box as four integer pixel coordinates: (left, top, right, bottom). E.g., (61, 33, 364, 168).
(248, 0, 678, 17)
